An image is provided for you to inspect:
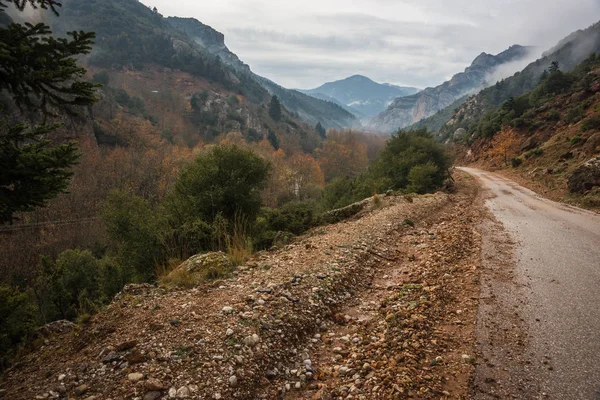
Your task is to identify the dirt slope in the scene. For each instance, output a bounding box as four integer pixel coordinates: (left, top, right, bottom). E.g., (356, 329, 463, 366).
(1, 175, 485, 400)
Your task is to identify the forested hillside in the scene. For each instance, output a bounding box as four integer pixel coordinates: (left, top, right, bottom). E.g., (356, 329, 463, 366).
(455, 54, 600, 209)
(425, 21, 600, 140)
(164, 16, 358, 128)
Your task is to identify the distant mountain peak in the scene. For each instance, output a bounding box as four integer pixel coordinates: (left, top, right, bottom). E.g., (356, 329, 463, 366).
(300, 75, 418, 119)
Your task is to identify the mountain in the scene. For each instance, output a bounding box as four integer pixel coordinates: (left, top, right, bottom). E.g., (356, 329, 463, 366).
(166, 16, 358, 128)
(368, 45, 534, 133)
(299, 75, 418, 119)
(431, 21, 600, 141)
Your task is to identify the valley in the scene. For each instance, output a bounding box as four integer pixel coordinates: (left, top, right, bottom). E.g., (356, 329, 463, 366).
(1, 1, 600, 399)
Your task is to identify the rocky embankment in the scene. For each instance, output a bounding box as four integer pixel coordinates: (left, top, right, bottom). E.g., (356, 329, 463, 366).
(0, 174, 485, 400)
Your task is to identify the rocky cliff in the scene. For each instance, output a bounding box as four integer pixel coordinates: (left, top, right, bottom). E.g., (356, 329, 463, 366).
(368, 45, 533, 133)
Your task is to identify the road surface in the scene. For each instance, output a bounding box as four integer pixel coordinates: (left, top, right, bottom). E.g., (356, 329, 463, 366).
(460, 167, 600, 400)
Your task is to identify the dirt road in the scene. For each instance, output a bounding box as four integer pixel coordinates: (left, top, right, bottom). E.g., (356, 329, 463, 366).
(461, 167, 600, 400)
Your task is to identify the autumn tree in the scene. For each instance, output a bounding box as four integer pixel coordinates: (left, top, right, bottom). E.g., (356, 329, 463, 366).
(0, 0, 97, 223)
(317, 130, 369, 181)
(487, 127, 521, 166)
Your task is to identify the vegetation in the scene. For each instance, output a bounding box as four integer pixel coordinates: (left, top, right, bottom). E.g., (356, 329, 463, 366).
(0, 0, 97, 223)
(449, 54, 600, 143)
(0, 1, 453, 372)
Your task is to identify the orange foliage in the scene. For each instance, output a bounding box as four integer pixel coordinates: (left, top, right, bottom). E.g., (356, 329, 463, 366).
(317, 130, 369, 181)
(487, 127, 521, 166)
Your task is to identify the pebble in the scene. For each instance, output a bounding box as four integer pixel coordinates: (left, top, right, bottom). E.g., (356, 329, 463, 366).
(74, 385, 89, 396)
(243, 334, 260, 347)
(143, 392, 161, 400)
(168, 388, 177, 398)
(222, 306, 234, 314)
(226, 328, 234, 336)
(229, 375, 238, 387)
(176, 386, 190, 397)
(145, 378, 165, 391)
(128, 373, 144, 382)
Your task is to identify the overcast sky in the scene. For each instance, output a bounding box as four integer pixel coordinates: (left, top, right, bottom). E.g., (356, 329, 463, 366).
(139, 0, 600, 89)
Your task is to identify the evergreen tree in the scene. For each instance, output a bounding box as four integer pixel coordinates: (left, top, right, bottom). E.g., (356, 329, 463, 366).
(267, 128, 279, 150)
(549, 61, 560, 73)
(0, 0, 97, 223)
(268, 95, 282, 121)
(538, 69, 549, 84)
(315, 122, 326, 139)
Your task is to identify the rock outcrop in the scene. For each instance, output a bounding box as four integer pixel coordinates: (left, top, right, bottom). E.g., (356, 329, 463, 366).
(568, 157, 600, 193)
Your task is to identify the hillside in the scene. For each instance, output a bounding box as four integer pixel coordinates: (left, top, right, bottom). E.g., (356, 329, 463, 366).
(165, 16, 358, 129)
(0, 177, 485, 400)
(432, 21, 600, 140)
(457, 54, 600, 210)
(368, 45, 533, 133)
(300, 75, 418, 119)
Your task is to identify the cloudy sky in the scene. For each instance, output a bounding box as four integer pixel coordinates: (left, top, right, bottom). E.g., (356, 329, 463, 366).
(139, 0, 600, 89)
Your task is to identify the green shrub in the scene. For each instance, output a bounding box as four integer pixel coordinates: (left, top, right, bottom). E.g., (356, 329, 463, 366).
(102, 190, 165, 281)
(545, 110, 561, 121)
(581, 115, 600, 132)
(570, 135, 583, 145)
(38, 250, 103, 321)
(166, 145, 271, 225)
(373, 129, 451, 192)
(254, 201, 318, 249)
(0, 285, 36, 367)
(407, 162, 439, 194)
(565, 106, 585, 124)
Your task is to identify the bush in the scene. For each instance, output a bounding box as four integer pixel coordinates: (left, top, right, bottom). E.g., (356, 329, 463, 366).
(0, 285, 36, 367)
(565, 106, 585, 124)
(166, 145, 271, 225)
(581, 115, 600, 132)
(407, 162, 439, 194)
(254, 201, 318, 249)
(102, 190, 165, 281)
(37, 250, 103, 321)
(373, 129, 451, 192)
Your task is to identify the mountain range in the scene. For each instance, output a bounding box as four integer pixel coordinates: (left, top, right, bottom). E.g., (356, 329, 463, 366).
(368, 45, 534, 133)
(299, 75, 418, 120)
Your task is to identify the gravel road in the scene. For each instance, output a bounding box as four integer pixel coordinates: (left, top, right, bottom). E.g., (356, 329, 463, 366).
(461, 167, 600, 400)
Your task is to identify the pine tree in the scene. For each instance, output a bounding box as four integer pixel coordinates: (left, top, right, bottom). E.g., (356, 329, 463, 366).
(315, 122, 326, 139)
(0, 0, 97, 224)
(268, 95, 282, 121)
(267, 129, 279, 150)
(549, 61, 560, 73)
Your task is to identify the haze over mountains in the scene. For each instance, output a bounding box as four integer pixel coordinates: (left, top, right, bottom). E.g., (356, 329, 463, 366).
(299, 75, 418, 120)
(368, 45, 535, 132)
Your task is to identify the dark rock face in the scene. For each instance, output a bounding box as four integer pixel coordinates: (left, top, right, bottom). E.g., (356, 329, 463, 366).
(368, 45, 532, 132)
(568, 157, 600, 193)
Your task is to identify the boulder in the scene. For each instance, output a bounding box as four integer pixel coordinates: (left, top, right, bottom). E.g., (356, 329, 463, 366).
(568, 157, 600, 193)
(166, 252, 233, 285)
(453, 128, 467, 139)
(37, 320, 77, 337)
